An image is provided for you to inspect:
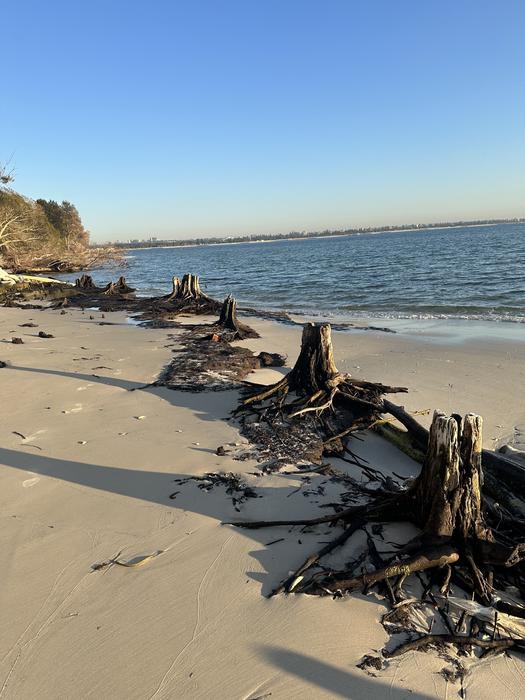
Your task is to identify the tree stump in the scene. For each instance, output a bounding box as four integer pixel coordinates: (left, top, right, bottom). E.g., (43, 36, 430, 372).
(164, 276, 181, 301)
(214, 295, 259, 340)
(409, 412, 491, 542)
(177, 273, 203, 300)
(75, 274, 96, 290)
(102, 276, 134, 296)
(241, 322, 406, 425)
(284, 323, 339, 395)
(147, 273, 221, 317)
(218, 294, 238, 331)
(231, 409, 525, 607)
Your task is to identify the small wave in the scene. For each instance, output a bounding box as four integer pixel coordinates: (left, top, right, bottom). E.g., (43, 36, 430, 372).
(265, 306, 525, 324)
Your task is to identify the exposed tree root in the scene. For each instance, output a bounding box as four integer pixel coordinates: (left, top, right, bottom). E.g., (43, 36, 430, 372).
(226, 409, 525, 669)
(308, 544, 460, 596)
(269, 517, 366, 596)
(232, 323, 407, 470)
(384, 633, 523, 658)
(156, 315, 282, 392)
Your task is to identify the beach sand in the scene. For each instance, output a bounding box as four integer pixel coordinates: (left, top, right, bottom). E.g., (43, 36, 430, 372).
(1, 305, 524, 699)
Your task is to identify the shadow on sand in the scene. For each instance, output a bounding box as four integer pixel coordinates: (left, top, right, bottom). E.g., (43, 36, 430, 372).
(259, 646, 435, 699)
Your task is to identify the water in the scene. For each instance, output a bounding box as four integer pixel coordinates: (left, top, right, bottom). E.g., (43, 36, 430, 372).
(64, 223, 525, 324)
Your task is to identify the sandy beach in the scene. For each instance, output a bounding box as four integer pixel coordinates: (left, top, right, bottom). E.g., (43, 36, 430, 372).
(1, 305, 525, 699)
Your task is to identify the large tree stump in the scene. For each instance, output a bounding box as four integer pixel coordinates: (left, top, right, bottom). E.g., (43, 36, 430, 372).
(178, 273, 203, 300)
(314, 412, 506, 599)
(162, 274, 202, 303)
(230, 409, 525, 609)
(158, 273, 221, 314)
(284, 323, 339, 395)
(241, 322, 406, 426)
(409, 412, 491, 541)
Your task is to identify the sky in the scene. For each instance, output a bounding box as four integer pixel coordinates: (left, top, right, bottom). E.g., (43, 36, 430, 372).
(2, 1, 524, 242)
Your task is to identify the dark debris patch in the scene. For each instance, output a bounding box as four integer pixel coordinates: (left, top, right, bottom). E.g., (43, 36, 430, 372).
(357, 654, 384, 676)
(171, 472, 261, 512)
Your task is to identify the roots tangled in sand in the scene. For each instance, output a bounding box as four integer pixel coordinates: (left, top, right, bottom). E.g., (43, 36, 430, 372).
(234, 323, 407, 464)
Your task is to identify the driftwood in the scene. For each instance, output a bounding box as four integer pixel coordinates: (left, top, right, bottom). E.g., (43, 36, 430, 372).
(0, 266, 68, 287)
(228, 409, 525, 627)
(385, 633, 522, 658)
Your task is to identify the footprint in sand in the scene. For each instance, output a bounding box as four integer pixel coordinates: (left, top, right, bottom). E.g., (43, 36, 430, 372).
(62, 403, 83, 414)
(23, 477, 40, 488)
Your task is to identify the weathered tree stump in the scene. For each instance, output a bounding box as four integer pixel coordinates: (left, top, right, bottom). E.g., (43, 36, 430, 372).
(155, 273, 221, 315)
(178, 273, 203, 300)
(102, 276, 134, 296)
(409, 413, 490, 541)
(231, 322, 407, 471)
(218, 294, 238, 330)
(307, 411, 518, 599)
(230, 409, 525, 610)
(164, 276, 181, 301)
(240, 322, 406, 427)
(214, 295, 259, 340)
(74, 274, 96, 290)
(286, 322, 340, 395)
(382, 398, 525, 505)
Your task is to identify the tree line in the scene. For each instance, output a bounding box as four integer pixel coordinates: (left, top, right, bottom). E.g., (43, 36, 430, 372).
(0, 162, 93, 273)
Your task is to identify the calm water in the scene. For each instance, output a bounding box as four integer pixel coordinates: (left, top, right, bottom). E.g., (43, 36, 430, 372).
(66, 223, 525, 323)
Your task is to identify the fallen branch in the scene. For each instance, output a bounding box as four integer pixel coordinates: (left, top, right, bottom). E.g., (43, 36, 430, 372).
(384, 633, 522, 658)
(269, 518, 365, 597)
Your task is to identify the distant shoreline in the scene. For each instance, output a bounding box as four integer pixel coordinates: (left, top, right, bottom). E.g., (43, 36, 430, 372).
(108, 219, 524, 251)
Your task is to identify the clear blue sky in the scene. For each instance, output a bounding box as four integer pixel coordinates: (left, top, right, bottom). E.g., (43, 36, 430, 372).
(3, 1, 524, 242)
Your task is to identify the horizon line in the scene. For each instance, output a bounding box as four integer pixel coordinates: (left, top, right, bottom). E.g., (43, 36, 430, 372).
(97, 216, 525, 247)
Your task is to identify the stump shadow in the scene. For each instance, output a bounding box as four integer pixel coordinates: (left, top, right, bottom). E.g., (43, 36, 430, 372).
(7, 363, 243, 422)
(0, 443, 386, 598)
(260, 646, 435, 699)
(2, 364, 417, 598)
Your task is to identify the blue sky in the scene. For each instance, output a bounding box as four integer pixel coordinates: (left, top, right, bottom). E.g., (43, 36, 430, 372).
(3, 1, 524, 241)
